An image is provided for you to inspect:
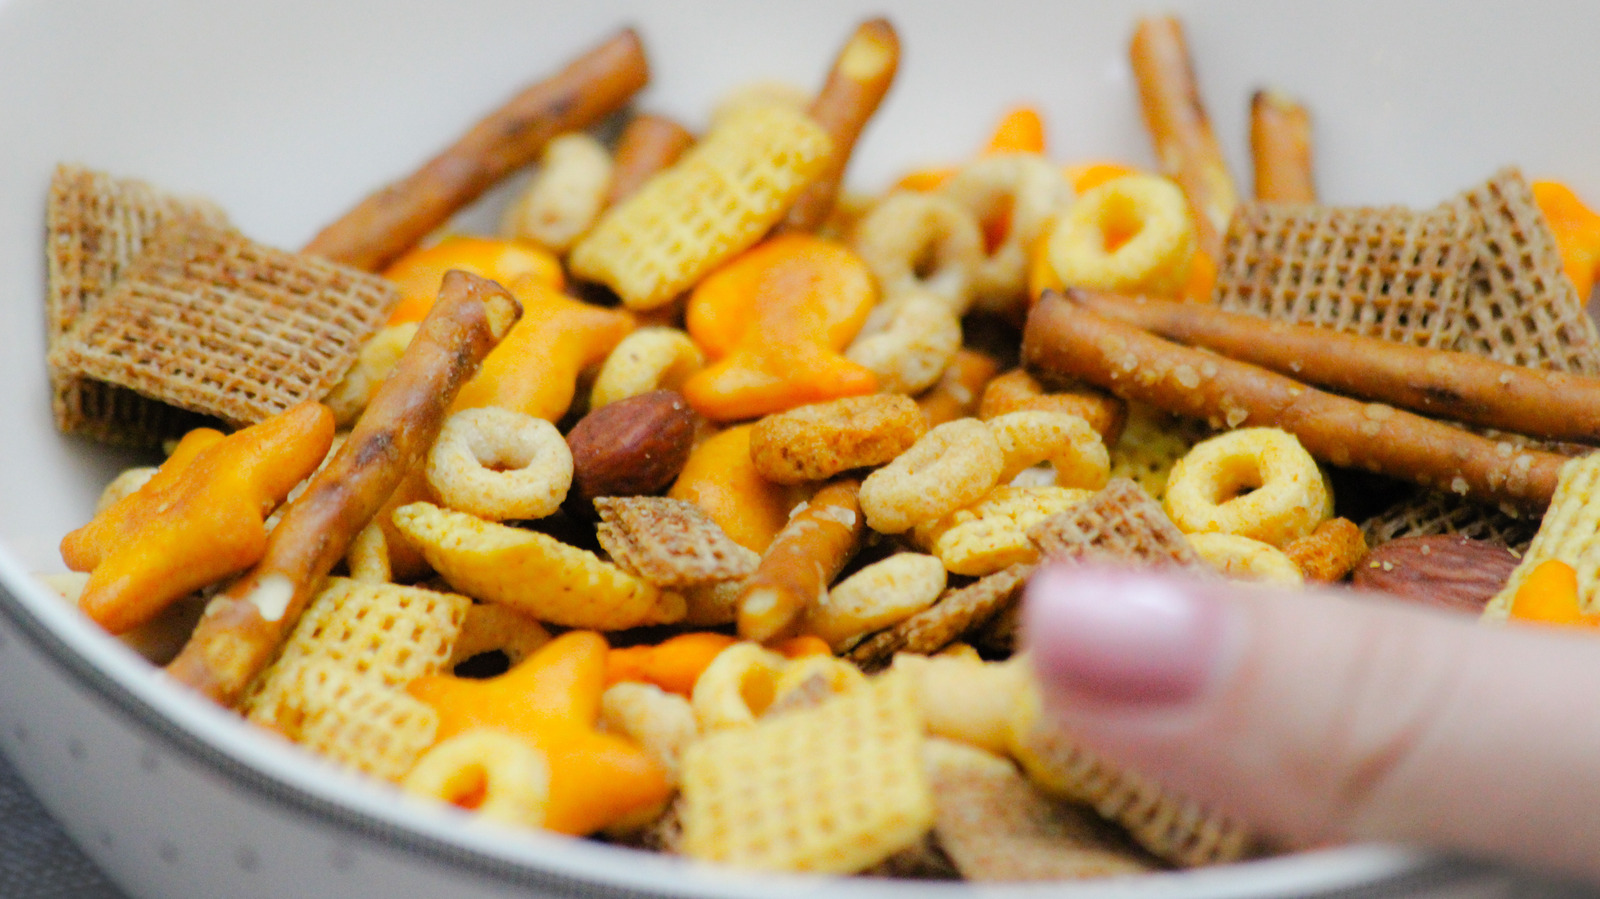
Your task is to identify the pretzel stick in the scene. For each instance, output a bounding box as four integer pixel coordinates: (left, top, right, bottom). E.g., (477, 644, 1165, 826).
(1070, 289, 1600, 444)
(1022, 292, 1565, 511)
(1129, 15, 1239, 260)
(1250, 88, 1315, 203)
(605, 112, 695, 206)
(302, 28, 649, 272)
(737, 478, 864, 644)
(778, 18, 900, 234)
(166, 272, 521, 705)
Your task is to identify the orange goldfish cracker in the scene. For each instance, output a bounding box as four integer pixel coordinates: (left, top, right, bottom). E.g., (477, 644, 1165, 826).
(978, 368, 1127, 445)
(737, 479, 866, 643)
(1282, 517, 1367, 583)
(1046, 173, 1196, 296)
(678, 671, 933, 874)
(917, 485, 1095, 577)
(683, 234, 879, 422)
(1532, 180, 1600, 299)
(940, 154, 1073, 312)
(590, 327, 705, 409)
(859, 418, 1005, 535)
(448, 602, 553, 669)
(605, 632, 740, 697)
(241, 577, 470, 726)
(917, 349, 1001, 427)
(408, 631, 673, 836)
(808, 552, 946, 651)
(845, 292, 963, 395)
(748, 394, 927, 485)
(380, 236, 562, 326)
(500, 132, 614, 254)
(850, 191, 984, 312)
(599, 682, 700, 784)
(986, 410, 1111, 488)
(774, 634, 834, 659)
(450, 282, 634, 422)
(986, 106, 1047, 155)
(62, 402, 335, 634)
(272, 658, 441, 783)
(402, 729, 551, 829)
(1163, 427, 1332, 548)
(690, 641, 791, 731)
(1065, 161, 1143, 195)
(1507, 560, 1599, 628)
(668, 425, 794, 554)
(393, 501, 685, 630)
(570, 103, 834, 310)
(426, 408, 573, 521)
(1186, 533, 1302, 586)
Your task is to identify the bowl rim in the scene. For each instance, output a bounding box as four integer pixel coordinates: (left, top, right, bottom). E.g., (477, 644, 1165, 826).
(0, 547, 1458, 899)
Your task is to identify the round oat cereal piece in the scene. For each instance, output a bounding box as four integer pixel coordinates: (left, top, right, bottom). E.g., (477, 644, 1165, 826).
(808, 552, 946, 651)
(845, 292, 962, 396)
(748, 394, 927, 485)
(403, 728, 550, 829)
(849, 190, 984, 313)
(940, 153, 1073, 312)
(858, 418, 1005, 535)
(985, 410, 1111, 489)
(1047, 173, 1196, 296)
(426, 407, 574, 521)
(1163, 426, 1331, 547)
(1186, 532, 1305, 586)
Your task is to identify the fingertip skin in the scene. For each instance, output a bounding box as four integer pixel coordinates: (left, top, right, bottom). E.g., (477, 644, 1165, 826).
(1024, 566, 1600, 883)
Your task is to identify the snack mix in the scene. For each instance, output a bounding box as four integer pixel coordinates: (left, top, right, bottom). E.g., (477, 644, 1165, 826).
(38, 10, 1600, 883)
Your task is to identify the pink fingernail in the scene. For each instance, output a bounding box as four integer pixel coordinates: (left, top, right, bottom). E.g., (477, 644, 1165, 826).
(1023, 566, 1228, 709)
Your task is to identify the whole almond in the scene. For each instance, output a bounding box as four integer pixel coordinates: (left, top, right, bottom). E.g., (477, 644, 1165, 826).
(565, 389, 698, 517)
(1351, 534, 1520, 614)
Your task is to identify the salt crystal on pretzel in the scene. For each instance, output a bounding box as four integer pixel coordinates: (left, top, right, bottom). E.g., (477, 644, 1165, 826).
(569, 103, 833, 310)
(924, 738, 1152, 881)
(50, 219, 398, 428)
(46, 164, 229, 445)
(679, 671, 934, 873)
(1008, 680, 1254, 867)
(594, 496, 760, 589)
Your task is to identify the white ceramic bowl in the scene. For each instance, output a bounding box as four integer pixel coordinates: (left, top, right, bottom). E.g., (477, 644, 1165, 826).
(0, 1, 1590, 896)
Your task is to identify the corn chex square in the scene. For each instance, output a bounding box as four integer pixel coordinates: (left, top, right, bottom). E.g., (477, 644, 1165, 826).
(679, 672, 933, 874)
(243, 578, 470, 727)
(1484, 453, 1600, 620)
(49, 219, 397, 428)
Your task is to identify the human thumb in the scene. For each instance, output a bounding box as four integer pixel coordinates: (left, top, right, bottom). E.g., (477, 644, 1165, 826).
(1022, 565, 1600, 881)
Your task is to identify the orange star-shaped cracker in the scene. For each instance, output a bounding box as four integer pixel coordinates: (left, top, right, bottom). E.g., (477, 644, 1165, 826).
(61, 401, 334, 634)
(407, 630, 671, 835)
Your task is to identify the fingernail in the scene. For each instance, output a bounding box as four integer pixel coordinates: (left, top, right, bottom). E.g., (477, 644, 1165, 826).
(1023, 566, 1229, 710)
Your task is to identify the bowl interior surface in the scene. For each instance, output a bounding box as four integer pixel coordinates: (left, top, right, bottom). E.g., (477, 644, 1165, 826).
(1, 0, 1596, 894)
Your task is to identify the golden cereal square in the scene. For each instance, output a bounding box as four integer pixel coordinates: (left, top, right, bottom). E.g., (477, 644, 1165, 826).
(569, 104, 832, 310)
(679, 672, 933, 874)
